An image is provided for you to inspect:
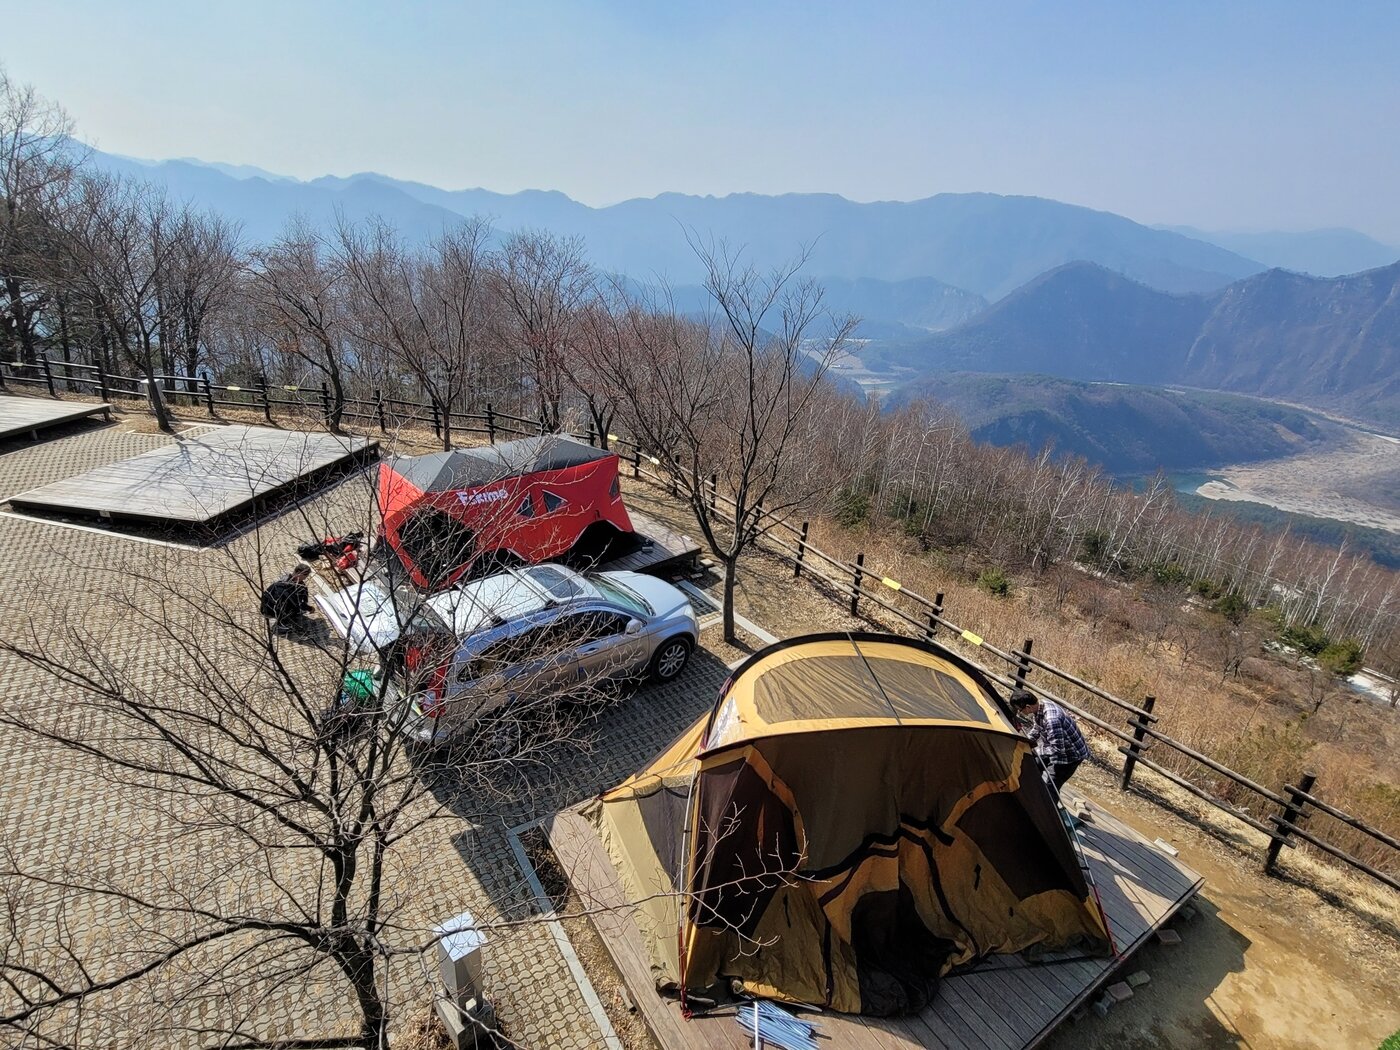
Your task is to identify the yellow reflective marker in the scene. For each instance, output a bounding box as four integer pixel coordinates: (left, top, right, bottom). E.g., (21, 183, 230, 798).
(226, 385, 241, 392)
(648, 455, 661, 465)
(881, 577, 902, 591)
(961, 629, 984, 647)
(284, 385, 298, 392)
(607, 433, 620, 442)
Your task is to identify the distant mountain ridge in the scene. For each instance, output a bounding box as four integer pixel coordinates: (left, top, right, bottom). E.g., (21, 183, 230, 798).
(1160, 225, 1399, 278)
(883, 374, 1332, 475)
(86, 148, 1265, 298)
(889, 260, 1400, 428)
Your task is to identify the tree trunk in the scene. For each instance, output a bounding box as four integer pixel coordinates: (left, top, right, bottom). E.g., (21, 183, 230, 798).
(722, 555, 739, 643)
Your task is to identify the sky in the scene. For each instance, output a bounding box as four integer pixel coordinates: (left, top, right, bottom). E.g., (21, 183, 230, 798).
(4, 1, 1400, 241)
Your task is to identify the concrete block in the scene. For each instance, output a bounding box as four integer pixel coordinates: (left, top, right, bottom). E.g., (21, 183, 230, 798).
(1092, 995, 1112, 1018)
(1153, 837, 1180, 857)
(1105, 981, 1134, 1003)
(1156, 928, 1182, 946)
(1127, 970, 1152, 988)
(1179, 903, 1199, 922)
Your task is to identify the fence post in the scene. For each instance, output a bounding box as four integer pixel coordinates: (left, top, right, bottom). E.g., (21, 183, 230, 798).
(485, 403, 496, 443)
(851, 553, 865, 616)
(794, 521, 810, 578)
(709, 473, 718, 512)
(375, 390, 387, 433)
(429, 401, 441, 440)
(96, 362, 110, 402)
(41, 355, 56, 398)
(538, 414, 547, 435)
(1119, 695, 1157, 790)
(0, 361, 7, 389)
(1264, 771, 1317, 874)
(587, 421, 596, 446)
(320, 381, 332, 423)
(1014, 638, 1034, 689)
(258, 373, 273, 423)
(203, 376, 215, 416)
(925, 593, 945, 640)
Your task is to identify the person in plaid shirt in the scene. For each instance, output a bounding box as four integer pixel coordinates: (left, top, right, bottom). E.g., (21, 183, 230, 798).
(1010, 689, 1089, 788)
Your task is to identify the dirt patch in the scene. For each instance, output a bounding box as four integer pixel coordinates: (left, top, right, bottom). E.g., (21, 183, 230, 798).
(1040, 759, 1400, 1049)
(522, 828, 659, 1050)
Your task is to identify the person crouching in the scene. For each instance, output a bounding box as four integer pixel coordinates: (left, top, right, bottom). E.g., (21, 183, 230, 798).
(1010, 689, 1089, 788)
(260, 564, 316, 636)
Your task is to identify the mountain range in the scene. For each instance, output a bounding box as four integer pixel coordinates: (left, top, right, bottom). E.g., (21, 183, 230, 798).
(100, 150, 1265, 297)
(878, 261, 1400, 429)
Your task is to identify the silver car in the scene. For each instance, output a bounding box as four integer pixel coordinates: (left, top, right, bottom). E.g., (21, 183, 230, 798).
(316, 563, 698, 744)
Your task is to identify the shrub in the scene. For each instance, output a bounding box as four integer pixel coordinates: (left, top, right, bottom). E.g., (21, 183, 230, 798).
(978, 567, 1010, 597)
(1148, 562, 1188, 586)
(1213, 592, 1251, 625)
(1079, 529, 1109, 565)
(1318, 638, 1364, 677)
(833, 489, 871, 528)
(1280, 622, 1331, 657)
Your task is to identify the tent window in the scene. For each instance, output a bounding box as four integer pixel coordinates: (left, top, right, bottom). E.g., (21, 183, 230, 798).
(608, 475, 620, 499)
(542, 490, 567, 514)
(517, 494, 536, 518)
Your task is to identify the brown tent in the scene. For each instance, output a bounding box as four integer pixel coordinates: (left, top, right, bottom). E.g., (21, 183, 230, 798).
(586, 632, 1112, 1016)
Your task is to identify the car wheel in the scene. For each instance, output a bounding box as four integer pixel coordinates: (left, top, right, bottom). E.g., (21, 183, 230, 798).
(649, 636, 693, 683)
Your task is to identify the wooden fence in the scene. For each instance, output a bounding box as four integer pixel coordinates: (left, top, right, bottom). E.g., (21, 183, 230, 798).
(4, 354, 1396, 896)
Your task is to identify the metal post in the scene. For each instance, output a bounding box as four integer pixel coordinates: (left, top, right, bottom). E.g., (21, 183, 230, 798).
(709, 473, 718, 512)
(587, 421, 596, 446)
(1264, 771, 1317, 874)
(259, 373, 273, 423)
(375, 390, 387, 433)
(851, 553, 865, 616)
(1119, 695, 1157, 790)
(320, 381, 332, 423)
(1014, 638, 1035, 689)
(430, 401, 441, 439)
(486, 403, 496, 443)
(632, 447, 641, 479)
(794, 521, 809, 578)
(41, 355, 56, 398)
(203, 376, 215, 416)
(96, 363, 110, 402)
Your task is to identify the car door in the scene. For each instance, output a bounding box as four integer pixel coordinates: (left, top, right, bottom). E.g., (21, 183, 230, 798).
(569, 609, 646, 684)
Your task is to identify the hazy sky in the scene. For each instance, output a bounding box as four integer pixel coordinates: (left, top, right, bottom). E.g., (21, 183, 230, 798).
(5, 1, 1400, 241)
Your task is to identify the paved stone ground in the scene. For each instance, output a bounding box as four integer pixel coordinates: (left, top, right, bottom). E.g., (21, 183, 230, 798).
(0, 422, 727, 1049)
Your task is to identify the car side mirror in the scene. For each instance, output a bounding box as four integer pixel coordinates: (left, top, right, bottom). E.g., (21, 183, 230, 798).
(625, 618, 642, 636)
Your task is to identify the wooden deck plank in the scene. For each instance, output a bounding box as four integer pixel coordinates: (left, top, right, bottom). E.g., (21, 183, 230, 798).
(601, 508, 702, 577)
(0, 395, 110, 441)
(8, 424, 375, 525)
(546, 791, 1203, 1050)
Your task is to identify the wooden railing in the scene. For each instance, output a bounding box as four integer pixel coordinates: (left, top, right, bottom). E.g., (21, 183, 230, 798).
(4, 354, 1395, 895)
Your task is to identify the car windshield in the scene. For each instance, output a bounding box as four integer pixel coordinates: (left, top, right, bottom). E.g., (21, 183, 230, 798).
(591, 576, 653, 616)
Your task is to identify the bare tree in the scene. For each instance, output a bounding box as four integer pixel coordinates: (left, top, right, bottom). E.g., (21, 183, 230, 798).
(64, 173, 182, 430)
(251, 219, 355, 431)
(493, 230, 592, 432)
(338, 218, 492, 450)
(0, 68, 85, 365)
(588, 243, 856, 641)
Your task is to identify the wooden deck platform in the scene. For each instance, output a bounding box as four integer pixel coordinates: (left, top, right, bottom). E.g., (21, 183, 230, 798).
(545, 788, 1202, 1050)
(7, 424, 377, 528)
(599, 508, 702, 578)
(0, 395, 111, 442)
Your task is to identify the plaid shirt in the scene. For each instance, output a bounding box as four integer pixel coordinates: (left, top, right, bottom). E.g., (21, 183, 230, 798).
(1026, 699, 1089, 766)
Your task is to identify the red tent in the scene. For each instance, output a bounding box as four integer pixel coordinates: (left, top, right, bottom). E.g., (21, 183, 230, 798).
(377, 435, 635, 589)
